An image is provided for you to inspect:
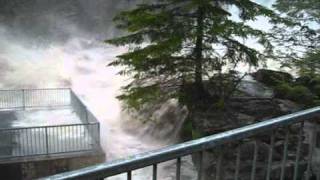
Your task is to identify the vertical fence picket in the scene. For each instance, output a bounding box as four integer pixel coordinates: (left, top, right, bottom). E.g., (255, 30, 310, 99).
(176, 157, 181, 180)
(251, 140, 258, 180)
(280, 127, 290, 180)
(127, 171, 132, 180)
(266, 130, 275, 180)
(216, 151, 222, 180)
(153, 164, 157, 180)
(234, 146, 241, 180)
(293, 122, 304, 180)
(198, 151, 203, 180)
(306, 125, 316, 180)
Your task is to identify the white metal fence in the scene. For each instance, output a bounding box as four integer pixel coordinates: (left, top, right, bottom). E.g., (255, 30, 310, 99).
(0, 88, 100, 159)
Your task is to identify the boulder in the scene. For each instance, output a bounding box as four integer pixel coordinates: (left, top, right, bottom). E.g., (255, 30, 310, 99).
(275, 99, 301, 114)
(252, 69, 294, 87)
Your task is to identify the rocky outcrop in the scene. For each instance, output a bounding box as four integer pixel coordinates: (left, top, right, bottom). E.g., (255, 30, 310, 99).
(251, 69, 294, 87)
(238, 80, 274, 98)
(191, 97, 308, 180)
(192, 98, 296, 136)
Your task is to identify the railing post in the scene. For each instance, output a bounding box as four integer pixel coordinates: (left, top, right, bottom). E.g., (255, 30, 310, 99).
(97, 123, 100, 148)
(45, 127, 49, 155)
(22, 89, 25, 110)
(85, 108, 89, 123)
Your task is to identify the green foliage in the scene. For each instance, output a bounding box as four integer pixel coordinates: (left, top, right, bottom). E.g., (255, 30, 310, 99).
(295, 50, 320, 77)
(313, 85, 320, 97)
(274, 83, 291, 98)
(180, 119, 193, 140)
(273, 0, 320, 67)
(275, 83, 315, 105)
(107, 0, 290, 110)
(288, 86, 314, 104)
(192, 129, 204, 139)
(274, 0, 320, 23)
(117, 84, 162, 110)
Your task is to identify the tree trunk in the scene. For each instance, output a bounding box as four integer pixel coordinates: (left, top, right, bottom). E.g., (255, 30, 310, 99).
(195, 6, 204, 93)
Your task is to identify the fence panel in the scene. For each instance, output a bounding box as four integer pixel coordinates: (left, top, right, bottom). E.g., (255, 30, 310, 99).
(0, 90, 24, 109)
(24, 88, 70, 108)
(0, 123, 99, 158)
(70, 90, 88, 123)
(0, 88, 101, 160)
(0, 88, 70, 110)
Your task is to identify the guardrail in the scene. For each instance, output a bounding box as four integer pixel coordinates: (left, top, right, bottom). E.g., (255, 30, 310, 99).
(0, 88, 101, 159)
(70, 90, 99, 123)
(44, 107, 320, 180)
(0, 88, 70, 110)
(0, 123, 99, 158)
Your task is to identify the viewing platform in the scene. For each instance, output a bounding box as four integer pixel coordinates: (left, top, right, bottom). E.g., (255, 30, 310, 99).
(0, 88, 104, 179)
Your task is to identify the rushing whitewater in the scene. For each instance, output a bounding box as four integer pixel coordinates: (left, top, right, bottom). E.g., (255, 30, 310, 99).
(0, 24, 197, 180)
(0, 0, 200, 178)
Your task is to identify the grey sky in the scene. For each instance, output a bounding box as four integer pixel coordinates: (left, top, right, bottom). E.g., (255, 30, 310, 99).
(258, 0, 275, 7)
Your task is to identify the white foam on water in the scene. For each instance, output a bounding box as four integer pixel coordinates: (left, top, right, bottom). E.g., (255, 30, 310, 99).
(0, 27, 197, 179)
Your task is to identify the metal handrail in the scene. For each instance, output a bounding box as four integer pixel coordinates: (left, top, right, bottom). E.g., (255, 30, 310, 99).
(0, 88, 71, 110)
(0, 88, 70, 91)
(0, 122, 99, 131)
(44, 106, 320, 180)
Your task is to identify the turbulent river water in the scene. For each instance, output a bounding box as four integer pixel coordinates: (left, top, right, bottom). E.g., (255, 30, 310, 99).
(0, 1, 281, 179)
(0, 25, 197, 179)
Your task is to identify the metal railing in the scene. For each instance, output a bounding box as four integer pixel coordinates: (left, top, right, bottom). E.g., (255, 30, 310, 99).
(0, 123, 100, 158)
(0, 88, 101, 159)
(70, 90, 99, 123)
(0, 88, 70, 110)
(44, 106, 320, 180)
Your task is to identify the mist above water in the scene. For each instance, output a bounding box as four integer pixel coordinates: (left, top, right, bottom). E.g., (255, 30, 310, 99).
(0, 1, 195, 179)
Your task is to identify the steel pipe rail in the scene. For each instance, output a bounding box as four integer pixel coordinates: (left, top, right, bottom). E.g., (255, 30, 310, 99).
(44, 106, 320, 180)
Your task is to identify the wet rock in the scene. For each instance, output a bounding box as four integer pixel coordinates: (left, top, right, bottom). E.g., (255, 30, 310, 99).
(238, 79, 274, 98)
(252, 69, 294, 87)
(229, 97, 283, 120)
(190, 96, 312, 180)
(276, 99, 301, 114)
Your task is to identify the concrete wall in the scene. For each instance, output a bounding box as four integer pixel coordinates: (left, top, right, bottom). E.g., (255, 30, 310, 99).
(0, 150, 105, 180)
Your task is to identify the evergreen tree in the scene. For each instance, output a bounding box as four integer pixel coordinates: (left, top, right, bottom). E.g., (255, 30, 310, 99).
(272, 0, 320, 64)
(297, 50, 320, 77)
(107, 0, 290, 111)
(274, 0, 320, 23)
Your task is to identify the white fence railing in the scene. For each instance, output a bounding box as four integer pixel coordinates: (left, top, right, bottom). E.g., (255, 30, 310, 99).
(0, 88, 100, 159)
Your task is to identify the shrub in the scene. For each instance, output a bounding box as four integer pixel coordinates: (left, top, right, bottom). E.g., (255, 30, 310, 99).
(313, 84, 320, 97)
(288, 86, 314, 104)
(275, 83, 315, 105)
(274, 83, 292, 99)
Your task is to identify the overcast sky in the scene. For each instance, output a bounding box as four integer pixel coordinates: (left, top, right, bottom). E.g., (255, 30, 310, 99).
(258, 0, 275, 7)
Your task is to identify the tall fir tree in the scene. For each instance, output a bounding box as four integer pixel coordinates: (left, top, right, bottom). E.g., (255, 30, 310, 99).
(272, 0, 320, 67)
(107, 0, 290, 111)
